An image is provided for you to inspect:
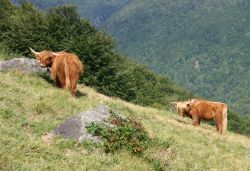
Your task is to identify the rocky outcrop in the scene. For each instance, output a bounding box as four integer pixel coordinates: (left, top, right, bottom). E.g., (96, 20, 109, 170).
(54, 106, 111, 142)
(0, 57, 48, 73)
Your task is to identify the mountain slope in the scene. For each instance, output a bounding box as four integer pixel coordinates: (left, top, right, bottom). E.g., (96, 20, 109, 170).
(12, 0, 131, 26)
(1, 0, 193, 109)
(11, 0, 250, 115)
(103, 0, 250, 115)
(1, 68, 250, 170)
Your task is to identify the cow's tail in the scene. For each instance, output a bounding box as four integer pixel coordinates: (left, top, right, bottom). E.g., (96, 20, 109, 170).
(79, 61, 84, 75)
(222, 105, 228, 134)
(64, 57, 71, 91)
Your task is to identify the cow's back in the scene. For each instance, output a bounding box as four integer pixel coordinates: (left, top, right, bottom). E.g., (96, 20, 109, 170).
(51, 52, 83, 79)
(194, 102, 216, 120)
(194, 99, 227, 113)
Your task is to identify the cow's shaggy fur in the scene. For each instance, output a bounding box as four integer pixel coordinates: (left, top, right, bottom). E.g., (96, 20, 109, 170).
(31, 49, 83, 96)
(172, 99, 227, 134)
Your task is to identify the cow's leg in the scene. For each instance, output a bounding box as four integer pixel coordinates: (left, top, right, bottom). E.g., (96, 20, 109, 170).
(55, 78, 61, 88)
(71, 81, 78, 96)
(71, 83, 77, 96)
(70, 72, 79, 96)
(215, 122, 219, 132)
(218, 122, 223, 134)
(217, 124, 223, 134)
(58, 76, 66, 90)
(214, 116, 223, 133)
(192, 116, 200, 127)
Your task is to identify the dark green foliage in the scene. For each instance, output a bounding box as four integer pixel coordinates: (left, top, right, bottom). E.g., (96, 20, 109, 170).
(12, 0, 131, 27)
(86, 110, 167, 169)
(86, 111, 150, 154)
(113, 58, 192, 107)
(227, 111, 250, 136)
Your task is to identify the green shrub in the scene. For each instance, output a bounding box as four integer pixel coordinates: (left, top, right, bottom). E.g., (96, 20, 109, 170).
(227, 111, 250, 136)
(86, 111, 151, 154)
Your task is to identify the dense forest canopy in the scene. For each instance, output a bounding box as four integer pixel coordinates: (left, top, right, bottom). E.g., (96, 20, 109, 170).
(12, 0, 130, 26)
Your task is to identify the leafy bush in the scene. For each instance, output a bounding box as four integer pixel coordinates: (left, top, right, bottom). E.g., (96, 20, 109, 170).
(227, 111, 250, 136)
(86, 111, 150, 154)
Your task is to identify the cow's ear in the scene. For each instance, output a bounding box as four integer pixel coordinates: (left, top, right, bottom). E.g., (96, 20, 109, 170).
(34, 54, 38, 60)
(35, 54, 41, 60)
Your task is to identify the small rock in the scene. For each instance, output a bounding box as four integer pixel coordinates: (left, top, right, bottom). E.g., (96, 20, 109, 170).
(54, 106, 111, 143)
(0, 57, 48, 73)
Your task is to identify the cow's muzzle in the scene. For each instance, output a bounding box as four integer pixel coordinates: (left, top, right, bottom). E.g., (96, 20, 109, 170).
(40, 64, 46, 68)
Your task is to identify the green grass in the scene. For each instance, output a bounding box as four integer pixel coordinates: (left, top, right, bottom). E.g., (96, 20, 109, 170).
(0, 70, 249, 170)
(0, 46, 18, 60)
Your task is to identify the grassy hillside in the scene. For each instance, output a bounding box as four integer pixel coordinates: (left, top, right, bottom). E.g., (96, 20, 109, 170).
(1, 67, 250, 170)
(103, 0, 250, 115)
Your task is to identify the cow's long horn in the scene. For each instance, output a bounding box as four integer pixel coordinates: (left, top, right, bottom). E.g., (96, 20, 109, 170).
(170, 102, 178, 104)
(29, 47, 40, 55)
(52, 50, 66, 56)
(52, 52, 60, 56)
(57, 49, 67, 53)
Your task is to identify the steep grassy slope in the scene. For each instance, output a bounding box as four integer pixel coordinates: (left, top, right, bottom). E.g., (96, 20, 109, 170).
(1, 69, 250, 170)
(103, 0, 250, 115)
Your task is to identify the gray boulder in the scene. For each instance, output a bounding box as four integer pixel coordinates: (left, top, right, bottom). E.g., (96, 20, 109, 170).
(0, 57, 48, 73)
(54, 106, 111, 143)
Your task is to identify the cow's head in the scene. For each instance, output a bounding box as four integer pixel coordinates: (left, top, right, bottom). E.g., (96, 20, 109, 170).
(186, 103, 193, 115)
(171, 99, 196, 117)
(29, 47, 61, 68)
(186, 102, 198, 117)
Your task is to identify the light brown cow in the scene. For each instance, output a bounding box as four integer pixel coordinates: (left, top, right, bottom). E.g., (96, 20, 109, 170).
(172, 99, 228, 134)
(187, 99, 227, 134)
(30, 47, 84, 96)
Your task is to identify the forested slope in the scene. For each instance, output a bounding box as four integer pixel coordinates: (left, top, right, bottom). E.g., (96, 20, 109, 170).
(12, 0, 130, 26)
(103, 0, 250, 115)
